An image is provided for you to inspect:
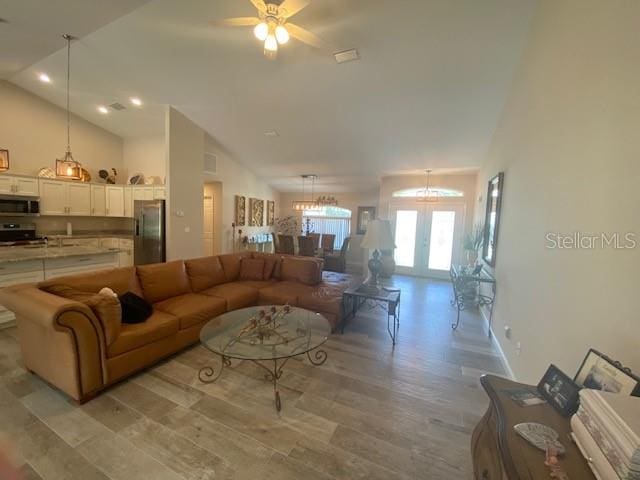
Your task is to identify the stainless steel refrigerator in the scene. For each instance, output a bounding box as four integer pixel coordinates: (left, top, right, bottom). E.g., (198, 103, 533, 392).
(134, 200, 166, 265)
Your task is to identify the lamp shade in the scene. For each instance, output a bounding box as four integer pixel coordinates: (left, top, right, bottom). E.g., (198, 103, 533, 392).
(360, 219, 395, 250)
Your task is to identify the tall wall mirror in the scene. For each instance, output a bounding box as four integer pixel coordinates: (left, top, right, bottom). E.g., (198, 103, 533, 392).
(482, 172, 504, 266)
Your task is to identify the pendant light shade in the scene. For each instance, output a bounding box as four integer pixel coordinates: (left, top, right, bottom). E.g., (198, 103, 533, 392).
(56, 34, 82, 180)
(416, 169, 439, 203)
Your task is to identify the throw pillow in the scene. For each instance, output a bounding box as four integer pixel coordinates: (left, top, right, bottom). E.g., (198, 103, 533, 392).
(262, 256, 278, 280)
(41, 284, 122, 345)
(239, 258, 265, 281)
(119, 292, 153, 324)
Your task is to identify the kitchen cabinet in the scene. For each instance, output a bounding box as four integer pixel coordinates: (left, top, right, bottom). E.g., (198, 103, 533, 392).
(124, 187, 133, 218)
(44, 253, 119, 280)
(39, 180, 67, 215)
(0, 260, 45, 325)
(66, 183, 92, 216)
(0, 175, 39, 197)
(91, 185, 106, 216)
(153, 187, 166, 200)
(105, 186, 125, 217)
(133, 186, 154, 201)
(100, 237, 133, 266)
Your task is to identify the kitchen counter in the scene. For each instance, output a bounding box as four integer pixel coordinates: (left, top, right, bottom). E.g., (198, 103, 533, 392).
(0, 245, 123, 264)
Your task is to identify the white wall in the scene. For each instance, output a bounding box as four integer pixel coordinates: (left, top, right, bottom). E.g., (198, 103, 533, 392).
(165, 107, 204, 261)
(123, 135, 166, 181)
(0, 80, 124, 181)
(203, 134, 280, 254)
(476, 0, 640, 383)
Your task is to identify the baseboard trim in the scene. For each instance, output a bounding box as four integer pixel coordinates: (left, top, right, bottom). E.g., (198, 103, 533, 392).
(479, 306, 515, 380)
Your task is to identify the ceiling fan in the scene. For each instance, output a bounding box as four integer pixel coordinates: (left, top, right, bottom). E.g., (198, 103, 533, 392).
(211, 0, 326, 59)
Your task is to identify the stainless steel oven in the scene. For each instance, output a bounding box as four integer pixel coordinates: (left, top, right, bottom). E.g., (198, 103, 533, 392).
(0, 195, 40, 216)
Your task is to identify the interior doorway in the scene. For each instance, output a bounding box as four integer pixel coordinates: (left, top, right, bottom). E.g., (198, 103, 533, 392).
(203, 181, 222, 256)
(391, 203, 465, 279)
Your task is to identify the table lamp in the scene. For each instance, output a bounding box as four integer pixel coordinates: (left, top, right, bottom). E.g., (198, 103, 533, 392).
(360, 219, 395, 293)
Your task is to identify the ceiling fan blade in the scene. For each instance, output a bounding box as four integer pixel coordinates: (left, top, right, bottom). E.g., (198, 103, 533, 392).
(278, 0, 311, 18)
(249, 0, 267, 12)
(286, 23, 328, 49)
(210, 17, 261, 27)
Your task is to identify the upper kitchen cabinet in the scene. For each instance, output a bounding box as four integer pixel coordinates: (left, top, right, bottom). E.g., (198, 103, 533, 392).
(91, 185, 106, 216)
(123, 186, 133, 218)
(0, 175, 39, 197)
(133, 186, 154, 201)
(39, 179, 91, 216)
(105, 186, 125, 217)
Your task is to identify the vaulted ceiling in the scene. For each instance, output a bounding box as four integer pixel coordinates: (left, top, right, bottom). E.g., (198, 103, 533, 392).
(3, 0, 537, 192)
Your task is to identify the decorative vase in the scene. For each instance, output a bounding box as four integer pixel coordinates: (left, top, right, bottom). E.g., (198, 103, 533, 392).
(465, 249, 478, 266)
(380, 249, 396, 278)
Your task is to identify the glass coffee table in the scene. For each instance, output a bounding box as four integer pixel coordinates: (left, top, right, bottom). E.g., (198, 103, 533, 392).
(199, 305, 330, 411)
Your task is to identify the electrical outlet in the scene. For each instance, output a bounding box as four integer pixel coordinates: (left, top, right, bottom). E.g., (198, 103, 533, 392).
(516, 342, 522, 356)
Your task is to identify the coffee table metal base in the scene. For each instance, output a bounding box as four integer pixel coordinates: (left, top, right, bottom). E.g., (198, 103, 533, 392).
(198, 348, 328, 412)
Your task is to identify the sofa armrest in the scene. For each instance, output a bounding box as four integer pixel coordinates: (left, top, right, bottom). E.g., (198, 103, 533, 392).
(0, 284, 107, 402)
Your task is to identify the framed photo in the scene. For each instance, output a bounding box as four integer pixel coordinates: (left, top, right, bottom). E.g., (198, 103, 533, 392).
(235, 195, 246, 226)
(482, 172, 504, 266)
(249, 198, 264, 226)
(266, 200, 275, 226)
(537, 364, 580, 417)
(574, 349, 640, 396)
(356, 206, 376, 235)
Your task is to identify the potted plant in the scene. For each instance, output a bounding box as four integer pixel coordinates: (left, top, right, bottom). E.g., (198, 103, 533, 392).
(463, 224, 484, 266)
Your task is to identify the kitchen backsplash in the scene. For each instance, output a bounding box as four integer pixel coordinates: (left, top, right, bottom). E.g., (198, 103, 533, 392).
(1, 216, 134, 236)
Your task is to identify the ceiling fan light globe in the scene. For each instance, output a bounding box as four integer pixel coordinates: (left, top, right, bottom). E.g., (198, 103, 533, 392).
(275, 25, 289, 44)
(254, 22, 269, 41)
(264, 33, 278, 52)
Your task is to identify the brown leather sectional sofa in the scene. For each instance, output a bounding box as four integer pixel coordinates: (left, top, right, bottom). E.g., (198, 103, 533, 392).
(0, 251, 357, 403)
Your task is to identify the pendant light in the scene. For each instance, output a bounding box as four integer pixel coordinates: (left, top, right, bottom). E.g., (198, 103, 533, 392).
(417, 169, 439, 203)
(291, 175, 321, 211)
(55, 34, 82, 180)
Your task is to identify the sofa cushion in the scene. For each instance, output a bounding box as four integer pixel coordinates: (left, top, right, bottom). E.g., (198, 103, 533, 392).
(185, 256, 226, 292)
(201, 282, 259, 310)
(136, 261, 191, 303)
(236, 280, 276, 290)
(107, 310, 179, 358)
(218, 252, 252, 282)
(40, 284, 122, 346)
(258, 281, 315, 306)
(251, 253, 279, 280)
(39, 266, 143, 297)
(239, 258, 265, 281)
(280, 257, 322, 286)
(154, 293, 226, 330)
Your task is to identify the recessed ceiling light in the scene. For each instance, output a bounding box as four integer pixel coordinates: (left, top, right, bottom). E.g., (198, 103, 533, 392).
(38, 73, 51, 83)
(97, 106, 109, 114)
(333, 49, 360, 64)
(130, 97, 142, 107)
(264, 130, 279, 137)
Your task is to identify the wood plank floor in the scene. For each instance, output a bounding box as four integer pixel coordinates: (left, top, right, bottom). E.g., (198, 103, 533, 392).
(0, 276, 506, 479)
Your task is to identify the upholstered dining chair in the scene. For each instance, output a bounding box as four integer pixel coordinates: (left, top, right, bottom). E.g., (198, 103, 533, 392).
(324, 237, 351, 273)
(321, 234, 336, 254)
(278, 235, 295, 255)
(297, 236, 316, 256)
(272, 233, 281, 253)
(308, 233, 321, 250)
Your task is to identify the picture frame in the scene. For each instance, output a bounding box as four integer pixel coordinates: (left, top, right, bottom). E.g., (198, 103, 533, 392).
(537, 364, 580, 417)
(266, 200, 275, 226)
(249, 198, 264, 226)
(356, 206, 376, 235)
(482, 172, 504, 266)
(574, 349, 640, 396)
(235, 195, 246, 226)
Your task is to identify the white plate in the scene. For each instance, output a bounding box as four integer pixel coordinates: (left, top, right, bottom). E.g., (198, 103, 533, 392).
(514, 422, 565, 454)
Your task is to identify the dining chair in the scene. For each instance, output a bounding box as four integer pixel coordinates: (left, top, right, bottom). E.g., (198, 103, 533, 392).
(308, 233, 321, 249)
(297, 236, 316, 256)
(278, 235, 295, 255)
(321, 234, 336, 254)
(324, 237, 351, 273)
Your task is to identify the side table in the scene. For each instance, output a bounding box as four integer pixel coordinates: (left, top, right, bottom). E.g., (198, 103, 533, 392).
(341, 284, 401, 345)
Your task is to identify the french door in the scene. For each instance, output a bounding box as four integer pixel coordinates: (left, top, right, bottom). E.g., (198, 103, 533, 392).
(391, 203, 465, 278)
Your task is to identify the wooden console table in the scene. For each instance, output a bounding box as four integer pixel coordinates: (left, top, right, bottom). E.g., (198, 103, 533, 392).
(472, 375, 595, 480)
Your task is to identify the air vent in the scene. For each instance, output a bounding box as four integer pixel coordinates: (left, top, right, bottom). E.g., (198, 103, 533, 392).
(109, 102, 126, 111)
(204, 152, 217, 174)
(264, 130, 279, 138)
(334, 49, 359, 64)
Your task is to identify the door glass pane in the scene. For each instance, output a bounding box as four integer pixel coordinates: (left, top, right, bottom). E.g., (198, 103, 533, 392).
(394, 210, 418, 267)
(428, 211, 455, 271)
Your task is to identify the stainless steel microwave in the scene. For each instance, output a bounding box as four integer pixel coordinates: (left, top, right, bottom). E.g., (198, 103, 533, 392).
(0, 195, 40, 216)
